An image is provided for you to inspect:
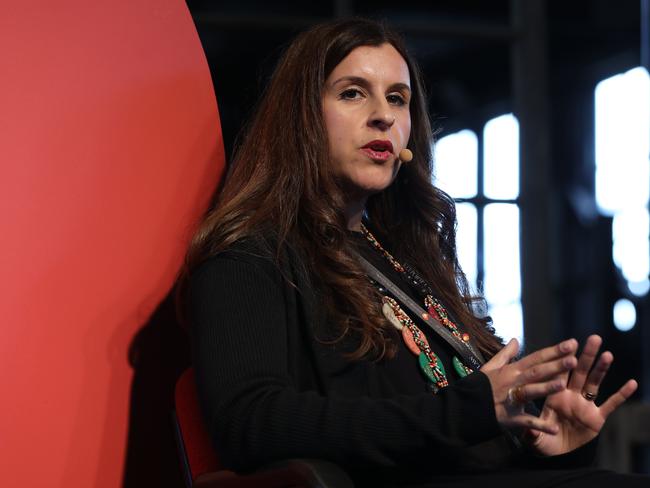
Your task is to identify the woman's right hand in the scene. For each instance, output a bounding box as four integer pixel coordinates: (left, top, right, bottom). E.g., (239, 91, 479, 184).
(480, 338, 578, 434)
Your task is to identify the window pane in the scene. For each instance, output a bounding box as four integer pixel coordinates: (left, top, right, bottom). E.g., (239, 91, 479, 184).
(483, 114, 519, 200)
(595, 67, 650, 215)
(612, 208, 650, 283)
(483, 203, 522, 343)
(489, 302, 523, 346)
(455, 202, 477, 288)
(595, 67, 650, 295)
(433, 129, 478, 198)
(483, 203, 521, 304)
(613, 298, 636, 332)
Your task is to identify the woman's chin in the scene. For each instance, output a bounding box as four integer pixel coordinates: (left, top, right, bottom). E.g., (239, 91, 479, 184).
(347, 173, 398, 193)
(358, 178, 397, 195)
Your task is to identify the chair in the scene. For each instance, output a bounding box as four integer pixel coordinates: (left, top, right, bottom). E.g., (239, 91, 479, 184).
(596, 401, 650, 473)
(172, 368, 355, 488)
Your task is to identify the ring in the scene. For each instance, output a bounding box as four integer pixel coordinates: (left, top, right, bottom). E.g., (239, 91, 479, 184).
(582, 390, 597, 402)
(506, 385, 527, 407)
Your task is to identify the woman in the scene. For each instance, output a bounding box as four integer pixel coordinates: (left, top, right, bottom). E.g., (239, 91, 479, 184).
(182, 18, 644, 487)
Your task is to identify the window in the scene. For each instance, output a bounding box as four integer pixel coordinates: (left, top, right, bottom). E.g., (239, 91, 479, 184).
(434, 115, 523, 344)
(594, 66, 650, 330)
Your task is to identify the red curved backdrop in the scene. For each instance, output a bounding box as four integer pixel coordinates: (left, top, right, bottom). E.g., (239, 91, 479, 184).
(0, 2, 224, 486)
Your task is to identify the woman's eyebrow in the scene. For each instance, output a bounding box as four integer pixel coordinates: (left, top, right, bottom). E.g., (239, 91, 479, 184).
(331, 75, 411, 93)
(390, 82, 411, 94)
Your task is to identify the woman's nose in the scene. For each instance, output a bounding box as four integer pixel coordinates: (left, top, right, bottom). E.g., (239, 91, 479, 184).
(368, 100, 395, 130)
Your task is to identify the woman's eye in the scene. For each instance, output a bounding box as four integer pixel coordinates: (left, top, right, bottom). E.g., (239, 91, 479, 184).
(340, 88, 363, 100)
(387, 94, 406, 106)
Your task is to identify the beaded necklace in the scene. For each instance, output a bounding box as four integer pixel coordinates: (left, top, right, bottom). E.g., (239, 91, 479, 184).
(360, 224, 474, 393)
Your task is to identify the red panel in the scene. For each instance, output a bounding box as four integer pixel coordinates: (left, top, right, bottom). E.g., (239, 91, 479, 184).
(0, 2, 224, 486)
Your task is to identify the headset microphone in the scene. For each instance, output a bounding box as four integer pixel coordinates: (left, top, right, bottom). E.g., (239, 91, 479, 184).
(398, 148, 413, 163)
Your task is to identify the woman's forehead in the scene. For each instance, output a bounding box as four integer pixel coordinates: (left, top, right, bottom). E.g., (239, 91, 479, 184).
(327, 44, 410, 87)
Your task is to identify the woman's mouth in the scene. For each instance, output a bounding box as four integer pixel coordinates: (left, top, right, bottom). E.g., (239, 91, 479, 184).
(361, 140, 394, 162)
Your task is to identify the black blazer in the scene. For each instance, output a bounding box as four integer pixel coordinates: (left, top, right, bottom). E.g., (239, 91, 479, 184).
(188, 236, 596, 485)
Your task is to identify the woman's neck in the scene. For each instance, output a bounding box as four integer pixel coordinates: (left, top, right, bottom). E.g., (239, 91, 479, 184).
(344, 198, 366, 231)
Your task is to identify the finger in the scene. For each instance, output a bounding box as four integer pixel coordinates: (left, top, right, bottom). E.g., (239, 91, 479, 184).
(507, 414, 559, 435)
(558, 367, 571, 387)
(599, 379, 638, 418)
(497, 338, 520, 365)
(582, 351, 613, 394)
(568, 335, 602, 391)
(482, 338, 519, 371)
(520, 355, 577, 384)
(522, 428, 544, 446)
(517, 338, 577, 370)
(508, 379, 565, 405)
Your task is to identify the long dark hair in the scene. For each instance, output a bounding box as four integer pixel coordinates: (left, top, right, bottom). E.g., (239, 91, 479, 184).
(181, 18, 503, 360)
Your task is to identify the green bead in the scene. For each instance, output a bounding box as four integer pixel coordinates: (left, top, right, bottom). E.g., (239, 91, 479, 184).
(453, 356, 469, 378)
(418, 352, 446, 384)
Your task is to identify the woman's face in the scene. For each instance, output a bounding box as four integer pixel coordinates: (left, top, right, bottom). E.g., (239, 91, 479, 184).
(322, 43, 411, 202)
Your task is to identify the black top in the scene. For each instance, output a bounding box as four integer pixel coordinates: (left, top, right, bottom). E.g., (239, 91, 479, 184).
(188, 232, 597, 487)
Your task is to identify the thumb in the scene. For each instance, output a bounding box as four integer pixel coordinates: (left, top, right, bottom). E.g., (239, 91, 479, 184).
(482, 338, 519, 371)
(522, 428, 544, 447)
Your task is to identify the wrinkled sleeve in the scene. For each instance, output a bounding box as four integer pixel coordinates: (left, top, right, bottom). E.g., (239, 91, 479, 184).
(188, 250, 503, 473)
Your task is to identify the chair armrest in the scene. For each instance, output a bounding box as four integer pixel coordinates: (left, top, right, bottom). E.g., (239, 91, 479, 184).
(194, 458, 355, 488)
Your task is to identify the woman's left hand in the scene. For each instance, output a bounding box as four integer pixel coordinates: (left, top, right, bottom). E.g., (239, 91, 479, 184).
(524, 335, 638, 457)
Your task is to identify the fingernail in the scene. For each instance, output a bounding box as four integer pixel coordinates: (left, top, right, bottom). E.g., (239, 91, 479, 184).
(563, 357, 575, 368)
(560, 339, 574, 352)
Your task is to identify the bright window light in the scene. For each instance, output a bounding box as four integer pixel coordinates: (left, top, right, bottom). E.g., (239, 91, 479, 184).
(489, 302, 523, 346)
(612, 208, 650, 283)
(434, 129, 478, 198)
(595, 67, 650, 295)
(595, 67, 650, 215)
(456, 202, 478, 288)
(484, 114, 519, 200)
(483, 203, 521, 304)
(436, 115, 522, 341)
(613, 298, 636, 332)
(483, 203, 523, 344)
(628, 279, 650, 296)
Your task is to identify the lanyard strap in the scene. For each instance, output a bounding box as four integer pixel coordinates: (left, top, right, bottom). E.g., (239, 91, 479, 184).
(357, 254, 486, 370)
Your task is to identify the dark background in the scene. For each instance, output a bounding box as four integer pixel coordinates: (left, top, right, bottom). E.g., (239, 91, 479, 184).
(123, 1, 650, 485)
